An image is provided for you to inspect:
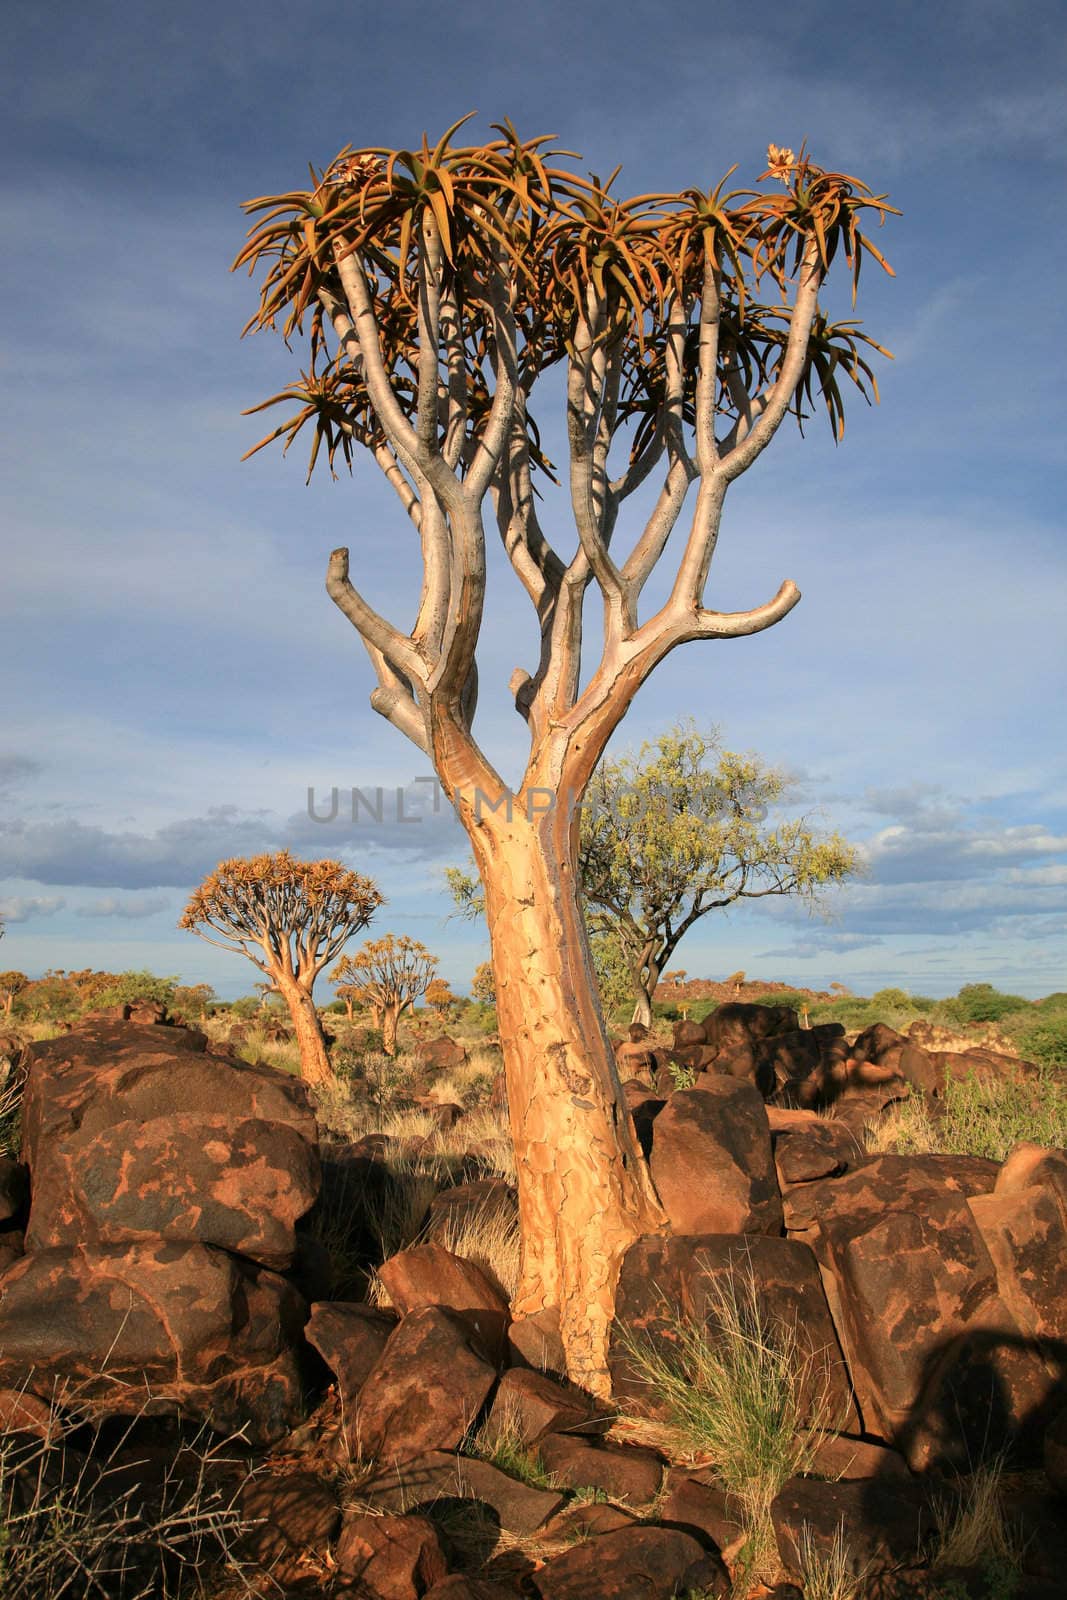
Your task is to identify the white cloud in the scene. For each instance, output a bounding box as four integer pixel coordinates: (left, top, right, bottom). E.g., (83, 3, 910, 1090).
(0, 895, 66, 924)
(75, 894, 171, 920)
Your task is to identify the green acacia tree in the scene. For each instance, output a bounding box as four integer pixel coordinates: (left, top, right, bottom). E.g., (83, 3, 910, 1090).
(580, 723, 857, 1025)
(235, 121, 894, 1391)
(448, 723, 856, 1025)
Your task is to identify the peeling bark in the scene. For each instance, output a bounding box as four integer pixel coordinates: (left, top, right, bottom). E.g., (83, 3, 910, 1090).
(467, 791, 667, 1396)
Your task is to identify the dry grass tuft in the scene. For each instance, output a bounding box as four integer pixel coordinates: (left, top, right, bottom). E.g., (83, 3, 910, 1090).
(795, 1520, 881, 1600)
(616, 1264, 831, 1582)
(0, 1390, 257, 1598)
(436, 1198, 521, 1300)
(932, 1453, 1025, 1576)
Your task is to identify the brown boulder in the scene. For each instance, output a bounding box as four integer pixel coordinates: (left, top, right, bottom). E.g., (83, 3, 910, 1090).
(774, 1121, 864, 1233)
(968, 1145, 1067, 1343)
(802, 1431, 911, 1480)
(648, 1080, 782, 1236)
(540, 1501, 637, 1542)
(0, 1242, 306, 1440)
(849, 1022, 907, 1070)
(484, 1367, 594, 1447)
(655, 1467, 743, 1552)
(26, 1112, 319, 1267)
(20, 1020, 317, 1168)
(304, 1301, 397, 1402)
(377, 1243, 510, 1362)
(240, 1471, 340, 1585)
(612, 1233, 858, 1432)
(535, 1434, 665, 1504)
(806, 1153, 1057, 1467)
(415, 1036, 468, 1073)
(530, 1524, 725, 1599)
(336, 1512, 448, 1597)
(354, 1307, 497, 1464)
(672, 1018, 708, 1048)
(771, 1475, 936, 1578)
(507, 1306, 565, 1377)
(704, 1001, 799, 1051)
(356, 1448, 565, 1535)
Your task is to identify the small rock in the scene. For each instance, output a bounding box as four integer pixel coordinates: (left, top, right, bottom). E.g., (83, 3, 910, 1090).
(337, 1511, 447, 1596)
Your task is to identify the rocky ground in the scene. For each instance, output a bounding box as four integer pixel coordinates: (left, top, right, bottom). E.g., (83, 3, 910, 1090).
(0, 1001, 1064, 1598)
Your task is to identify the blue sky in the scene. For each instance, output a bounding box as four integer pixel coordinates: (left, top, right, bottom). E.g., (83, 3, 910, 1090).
(1, 0, 1064, 1000)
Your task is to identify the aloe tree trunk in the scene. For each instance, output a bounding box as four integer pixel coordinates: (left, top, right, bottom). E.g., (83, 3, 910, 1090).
(462, 743, 666, 1395)
(275, 973, 333, 1085)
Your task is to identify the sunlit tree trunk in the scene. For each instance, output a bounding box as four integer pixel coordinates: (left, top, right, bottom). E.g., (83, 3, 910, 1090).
(381, 1002, 401, 1056)
(465, 764, 667, 1396)
(276, 974, 333, 1085)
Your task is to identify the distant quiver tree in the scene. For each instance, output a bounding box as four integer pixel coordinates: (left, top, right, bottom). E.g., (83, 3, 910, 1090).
(180, 850, 382, 1084)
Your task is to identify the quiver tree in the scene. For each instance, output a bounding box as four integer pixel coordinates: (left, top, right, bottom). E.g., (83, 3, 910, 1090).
(425, 976, 459, 1020)
(580, 723, 857, 1026)
(0, 973, 28, 1018)
(235, 121, 894, 1390)
(331, 935, 438, 1055)
(179, 850, 382, 1084)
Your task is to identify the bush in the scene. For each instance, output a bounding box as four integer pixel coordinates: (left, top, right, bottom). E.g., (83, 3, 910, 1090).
(86, 970, 179, 1013)
(950, 983, 1031, 1024)
(0, 1401, 254, 1598)
(751, 990, 812, 1011)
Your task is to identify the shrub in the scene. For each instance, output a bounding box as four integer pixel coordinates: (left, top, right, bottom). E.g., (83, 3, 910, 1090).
(87, 970, 179, 1013)
(951, 983, 1031, 1024)
(869, 1068, 1067, 1162)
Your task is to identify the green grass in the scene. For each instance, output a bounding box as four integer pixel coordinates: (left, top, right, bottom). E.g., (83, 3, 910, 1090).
(616, 1265, 828, 1582)
(467, 1408, 557, 1491)
(869, 1067, 1067, 1161)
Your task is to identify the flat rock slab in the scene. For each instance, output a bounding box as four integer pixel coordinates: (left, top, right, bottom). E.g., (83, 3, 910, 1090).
(535, 1435, 665, 1505)
(529, 1524, 727, 1599)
